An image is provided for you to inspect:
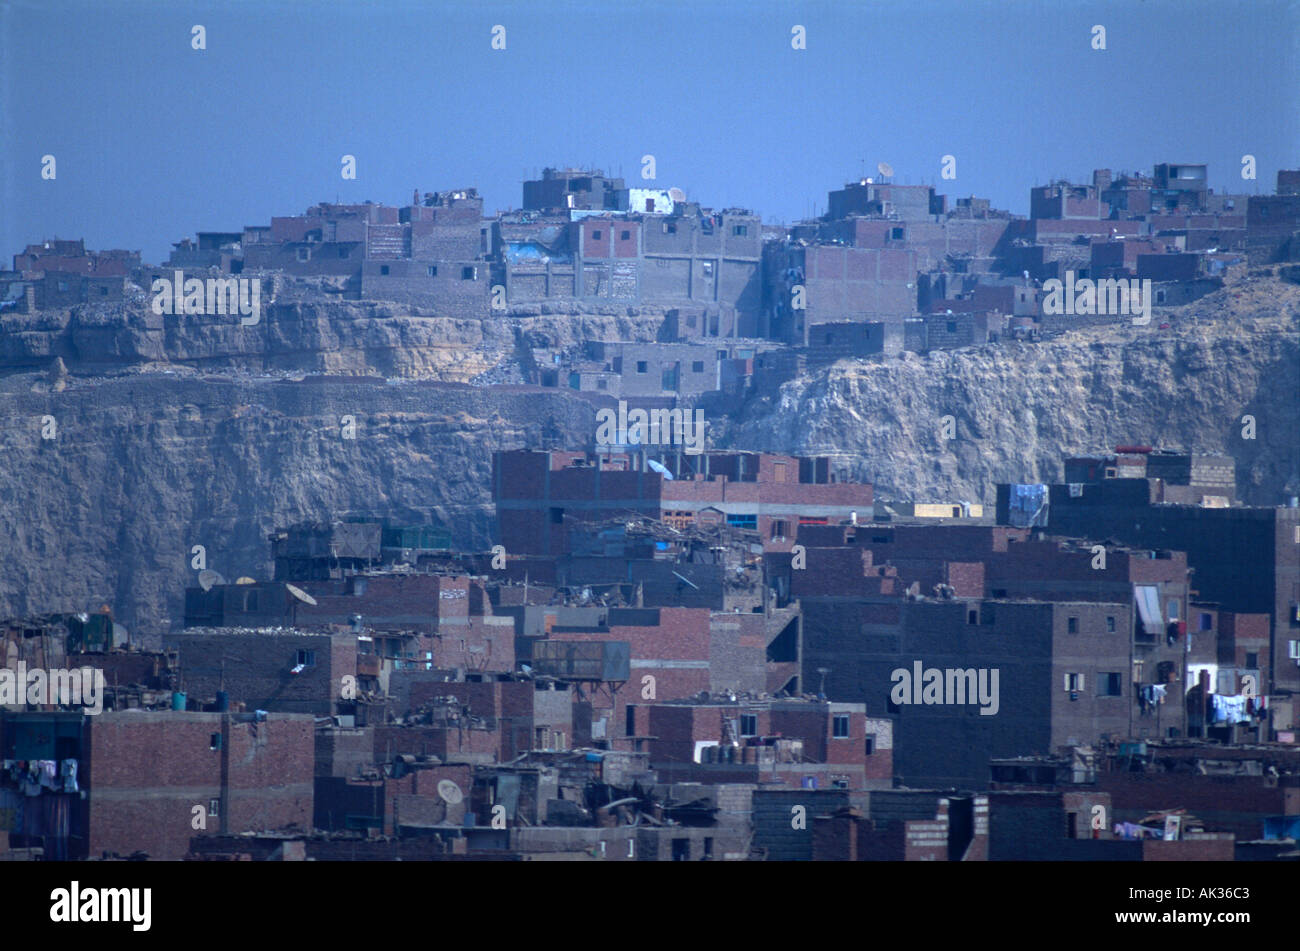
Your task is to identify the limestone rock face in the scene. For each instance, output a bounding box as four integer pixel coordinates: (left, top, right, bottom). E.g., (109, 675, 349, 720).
(718, 285, 1299, 507)
(0, 278, 1294, 634)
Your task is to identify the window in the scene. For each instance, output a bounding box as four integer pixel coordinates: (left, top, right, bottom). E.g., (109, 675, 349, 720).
(208, 798, 219, 818)
(732, 224, 748, 236)
(645, 199, 655, 213)
(379, 264, 389, 275)
(865, 734, 876, 755)
(967, 609, 978, 625)
(692, 361, 704, 373)
(1156, 289, 1167, 304)
(947, 321, 958, 333)
(1067, 616, 1078, 634)
(1065, 673, 1084, 692)
(1107, 616, 1116, 633)
(427, 265, 438, 277)
(992, 588, 1008, 598)
(636, 360, 647, 373)
(770, 519, 788, 540)
(891, 227, 905, 240)
(1198, 612, 1213, 632)
(209, 733, 222, 751)
(592, 230, 602, 240)
(740, 714, 757, 737)
(298, 248, 311, 263)
(296, 649, 316, 667)
(99, 286, 108, 296)
(1167, 600, 1180, 621)
(1245, 652, 1258, 669)
(666, 222, 676, 234)
(626, 704, 636, 737)
(461, 266, 477, 280)
(726, 514, 757, 530)
(596, 379, 607, 390)
(832, 714, 850, 738)
(1099, 673, 1123, 696)
(549, 507, 564, 524)
(620, 230, 631, 241)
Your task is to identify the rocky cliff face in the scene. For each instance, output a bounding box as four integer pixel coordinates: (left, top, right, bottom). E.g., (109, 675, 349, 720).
(719, 279, 1300, 506)
(0, 277, 1295, 633)
(0, 372, 599, 632)
(0, 296, 667, 382)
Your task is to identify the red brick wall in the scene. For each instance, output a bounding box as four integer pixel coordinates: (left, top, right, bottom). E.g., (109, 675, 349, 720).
(85, 712, 313, 860)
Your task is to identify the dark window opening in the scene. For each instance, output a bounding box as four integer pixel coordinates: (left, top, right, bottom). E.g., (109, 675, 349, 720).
(636, 361, 647, 373)
(427, 265, 438, 277)
(832, 714, 850, 738)
(549, 507, 564, 525)
(379, 264, 389, 275)
(209, 733, 221, 751)
(692, 361, 704, 373)
(1067, 616, 1079, 634)
(620, 230, 631, 240)
(740, 714, 757, 736)
(461, 266, 476, 280)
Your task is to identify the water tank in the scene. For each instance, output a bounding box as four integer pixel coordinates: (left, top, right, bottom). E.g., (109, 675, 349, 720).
(171, 691, 187, 711)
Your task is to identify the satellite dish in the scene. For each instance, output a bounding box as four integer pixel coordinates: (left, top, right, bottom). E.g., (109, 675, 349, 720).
(668, 187, 686, 203)
(235, 576, 256, 585)
(437, 780, 464, 805)
(198, 569, 226, 592)
(877, 162, 894, 179)
(286, 583, 318, 606)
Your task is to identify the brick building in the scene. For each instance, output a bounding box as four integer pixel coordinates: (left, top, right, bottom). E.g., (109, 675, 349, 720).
(166, 628, 356, 716)
(494, 449, 874, 558)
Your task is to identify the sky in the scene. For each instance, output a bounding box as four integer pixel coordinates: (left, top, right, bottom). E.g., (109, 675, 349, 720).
(2, 0, 1297, 265)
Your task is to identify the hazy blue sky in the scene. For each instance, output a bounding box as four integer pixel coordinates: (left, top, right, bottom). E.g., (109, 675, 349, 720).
(3, 0, 1296, 264)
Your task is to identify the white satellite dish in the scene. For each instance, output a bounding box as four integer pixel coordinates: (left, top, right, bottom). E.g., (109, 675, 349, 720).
(877, 162, 894, 180)
(437, 780, 464, 804)
(668, 187, 686, 203)
(198, 569, 226, 592)
(286, 583, 318, 606)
